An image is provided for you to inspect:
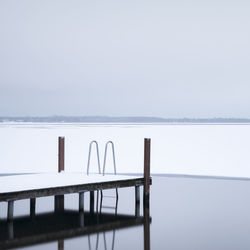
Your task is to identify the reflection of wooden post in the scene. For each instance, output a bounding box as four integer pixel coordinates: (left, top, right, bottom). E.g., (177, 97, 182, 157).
(55, 137, 65, 212)
(143, 138, 151, 208)
(80, 211, 85, 228)
(143, 206, 150, 250)
(8, 221, 14, 240)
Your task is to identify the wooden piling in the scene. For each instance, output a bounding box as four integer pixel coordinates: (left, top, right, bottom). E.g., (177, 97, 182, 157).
(79, 192, 85, 212)
(7, 200, 14, 221)
(143, 138, 151, 249)
(90, 191, 94, 214)
(135, 186, 140, 216)
(58, 137, 65, 172)
(30, 198, 36, 218)
(143, 138, 151, 208)
(55, 137, 65, 212)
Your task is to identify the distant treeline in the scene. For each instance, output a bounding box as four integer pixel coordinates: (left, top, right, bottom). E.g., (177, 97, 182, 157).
(1, 116, 250, 123)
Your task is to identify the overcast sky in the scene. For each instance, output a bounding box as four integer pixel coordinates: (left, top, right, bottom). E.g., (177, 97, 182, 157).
(0, 0, 249, 118)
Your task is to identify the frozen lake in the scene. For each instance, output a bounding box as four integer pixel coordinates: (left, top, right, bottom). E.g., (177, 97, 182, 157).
(1, 123, 250, 178)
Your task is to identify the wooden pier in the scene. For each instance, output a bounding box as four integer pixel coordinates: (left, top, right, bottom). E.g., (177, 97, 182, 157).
(0, 138, 152, 221)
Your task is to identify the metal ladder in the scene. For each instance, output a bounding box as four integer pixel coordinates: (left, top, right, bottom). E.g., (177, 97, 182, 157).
(86, 140, 117, 176)
(86, 141, 119, 214)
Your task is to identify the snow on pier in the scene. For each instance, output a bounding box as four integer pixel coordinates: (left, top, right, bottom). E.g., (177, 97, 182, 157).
(0, 173, 145, 201)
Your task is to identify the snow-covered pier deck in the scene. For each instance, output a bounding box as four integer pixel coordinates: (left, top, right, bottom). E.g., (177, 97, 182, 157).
(0, 173, 145, 202)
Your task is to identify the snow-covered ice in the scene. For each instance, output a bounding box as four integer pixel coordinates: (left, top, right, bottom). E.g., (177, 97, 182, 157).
(0, 123, 250, 178)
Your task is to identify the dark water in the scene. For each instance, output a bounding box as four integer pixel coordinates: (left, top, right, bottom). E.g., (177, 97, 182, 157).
(1, 175, 250, 250)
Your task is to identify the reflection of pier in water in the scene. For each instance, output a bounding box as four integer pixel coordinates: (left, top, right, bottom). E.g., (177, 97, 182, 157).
(0, 206, 151, 249)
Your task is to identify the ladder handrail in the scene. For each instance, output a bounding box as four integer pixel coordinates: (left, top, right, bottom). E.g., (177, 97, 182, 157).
(87, 141, 101, 175)
(102, 141, 116, 176)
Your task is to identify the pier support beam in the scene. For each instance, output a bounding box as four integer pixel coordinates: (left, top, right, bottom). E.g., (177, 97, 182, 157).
(55, 137, 65, 213)
(143, 138, 151, 209)
(79, 192, 85, 212)
(7, 200, 14, 221)
(30, 198, 36, 218)
(90, 191, 94, 214)
(55, 195, 64, 213)
(135, 185, 140, 203)
(135, 186, 140, 217)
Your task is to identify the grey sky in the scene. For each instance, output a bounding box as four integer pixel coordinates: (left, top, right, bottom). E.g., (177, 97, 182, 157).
(0, 0, 249, 117)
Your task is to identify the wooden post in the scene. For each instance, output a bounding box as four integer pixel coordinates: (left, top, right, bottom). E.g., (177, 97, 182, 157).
(90, 191, 94, 214)
(7, 200, 14, 221)
(143, 138, 151, 208)
(79, 192, 85, 212)
(58, 137, 65, 172)
(55, 137, 65, 212)
(143, 138, 151, 250)
(30, 198, 36, 218)
(135, 186, 140, 217)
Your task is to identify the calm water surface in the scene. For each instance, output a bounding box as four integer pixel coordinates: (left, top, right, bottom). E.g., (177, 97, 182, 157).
(1, 175, 250, 250)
